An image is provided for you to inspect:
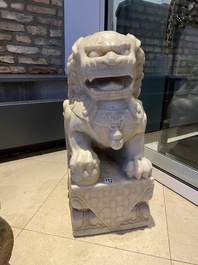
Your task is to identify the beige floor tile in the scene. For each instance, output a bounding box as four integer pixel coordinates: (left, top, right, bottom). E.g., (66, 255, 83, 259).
(12, 227, 22, 239)
(26, 179, 170, 259)
(10, 229, 171, 265)
(164, 187, 198, 264)
(26, 176, 72, 237)
(29, 150, 68, 166)
(0, 158, 67, 228)
(172, 261, 197, 265)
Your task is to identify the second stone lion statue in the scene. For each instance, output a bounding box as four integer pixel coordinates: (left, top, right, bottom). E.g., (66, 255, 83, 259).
(63, 31, 152, 186)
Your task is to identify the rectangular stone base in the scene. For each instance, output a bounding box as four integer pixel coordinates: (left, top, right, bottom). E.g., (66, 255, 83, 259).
(68, 159, 154, 237)
(70, 202, 151, 237)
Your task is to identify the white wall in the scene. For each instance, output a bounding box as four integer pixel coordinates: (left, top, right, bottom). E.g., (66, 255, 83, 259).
(64, 0, 105, 71)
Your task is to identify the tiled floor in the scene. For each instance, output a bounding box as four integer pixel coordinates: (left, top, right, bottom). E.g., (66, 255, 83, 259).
(0, 149, 197, 265)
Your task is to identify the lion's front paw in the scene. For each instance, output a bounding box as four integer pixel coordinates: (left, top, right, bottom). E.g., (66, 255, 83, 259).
(123, 157, 152, 180)
(69, 150, 100, 186)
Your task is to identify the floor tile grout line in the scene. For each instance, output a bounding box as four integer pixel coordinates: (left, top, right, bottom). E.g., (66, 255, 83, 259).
(10, 172, 67, 242)
(162, 185, 198, 265)
(21, 172, 68, 232)
(13, 227, 24, 241)
(20, 227, 172, 262)
(171, 258, 198, 265)
(162, 186, 173, 264)
(12, 226, 198, 265)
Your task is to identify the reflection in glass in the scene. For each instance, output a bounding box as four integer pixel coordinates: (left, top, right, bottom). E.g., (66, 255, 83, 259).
(107, 0, 198, 187)
(159, 77, 198, 171)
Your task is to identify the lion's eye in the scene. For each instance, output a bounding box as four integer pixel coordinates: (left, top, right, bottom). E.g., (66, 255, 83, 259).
(119, 48, 130, 56)
(88, 51, 102, 58)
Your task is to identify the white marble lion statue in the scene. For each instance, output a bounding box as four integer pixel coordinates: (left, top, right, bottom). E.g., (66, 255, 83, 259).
(63, 31, 152, 186)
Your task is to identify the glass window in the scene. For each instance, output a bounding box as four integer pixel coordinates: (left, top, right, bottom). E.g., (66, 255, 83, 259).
(106, 0, 198, 189)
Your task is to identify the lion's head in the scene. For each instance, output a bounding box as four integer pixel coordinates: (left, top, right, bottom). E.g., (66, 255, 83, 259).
(67, 31, 145, 102)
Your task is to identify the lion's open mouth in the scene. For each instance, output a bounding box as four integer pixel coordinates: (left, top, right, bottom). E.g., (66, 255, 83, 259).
(85, 75, 133, 91)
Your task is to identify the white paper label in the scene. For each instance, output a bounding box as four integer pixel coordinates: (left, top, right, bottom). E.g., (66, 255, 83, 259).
(104, 178, 113, 184)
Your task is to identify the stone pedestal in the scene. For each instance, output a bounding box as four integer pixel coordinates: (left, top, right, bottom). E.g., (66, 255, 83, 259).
(64, 31, 155, 237)
(68, 156, 154, 237)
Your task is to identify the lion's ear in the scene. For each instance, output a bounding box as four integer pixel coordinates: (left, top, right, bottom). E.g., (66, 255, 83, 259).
(72, 37, 83, 55)
(126, 34, 141, 50)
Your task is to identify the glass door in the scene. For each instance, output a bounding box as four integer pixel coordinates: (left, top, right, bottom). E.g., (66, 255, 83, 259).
(106, 0, 198, 202)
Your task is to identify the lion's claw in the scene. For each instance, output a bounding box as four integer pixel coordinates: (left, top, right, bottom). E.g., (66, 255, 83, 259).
(123, 157, 152, 180)
(70, 150, 100, 186)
